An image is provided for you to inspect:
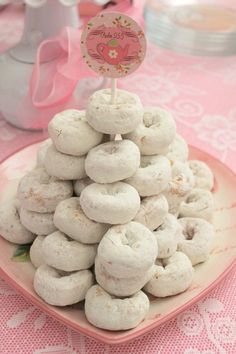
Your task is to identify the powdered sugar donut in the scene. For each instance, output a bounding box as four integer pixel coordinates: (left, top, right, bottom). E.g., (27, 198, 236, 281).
(42, 231, 97, 271)
(48, 109, 103, 156)
(97, 222, 158, 278)
(85, 140, 140, 183)
(34, 264, 94, 306)
(0, 198, 35, 244)
(17, 168, 73, 213)
(163, 161, 195, 216)
(20, 208, 56, 235)
(30, 235, 45, 268)
(124, 106, 176, 155)
(36, 139, 52, 167)
(166, 134, 189, 163)
(126, 155, 171, 197)
(80, 182, 140, 224)
(178, 217, 214, 265)
(85, 285, 149, 330)
(54, 198, 109, 244)
(86, 89, 143, 134)
(179, 188, 214, 221)
(95, 257, 157, 297)
(144, 252, 194, 297)
(134, 194, 168, 231)
(188, 160, 214, 190)
(73, 177, 92, 197)
(44, 144, 86, 180)
(154, 214, 182, 259)
(172, 161, 195, 188)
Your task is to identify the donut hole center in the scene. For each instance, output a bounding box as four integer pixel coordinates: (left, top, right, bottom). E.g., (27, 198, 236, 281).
(62, 110, 86, 124)
(189, 163, 199, 175)
(190, 164, 197, 172)
(121, 231, 141, 249)
(103, 143, 119, 155)
(73, 208, 83, 219)
(102, 186, 121, 196)
(140, 157, 155, 168)
(183, 225, 195, 240)
(74, 114, 86, 123)
(143, 112, 161, 128)
(172, 169, 186, 182)
(173, 174, 185, 184)
(186, 194, 198, 204)
(37, 174, 51, 185)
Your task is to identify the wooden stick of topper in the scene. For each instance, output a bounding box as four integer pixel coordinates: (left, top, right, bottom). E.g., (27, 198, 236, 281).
(110, 77, 117, 141)
(81, 11, 147, 139)
(111, 78, 117, 105)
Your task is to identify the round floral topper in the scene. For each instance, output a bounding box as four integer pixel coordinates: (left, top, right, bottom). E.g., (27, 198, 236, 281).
(80, 12, 146, 78)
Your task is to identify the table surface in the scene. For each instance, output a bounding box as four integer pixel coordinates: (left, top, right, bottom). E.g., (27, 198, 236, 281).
(0, 5, 236, 354)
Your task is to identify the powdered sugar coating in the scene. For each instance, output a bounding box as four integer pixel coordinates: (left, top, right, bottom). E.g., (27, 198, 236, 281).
(86, 89, 143, 134)
(85, 285, 149, 330)
(48, 109, 103, 156)
(124, 106, 176, 155)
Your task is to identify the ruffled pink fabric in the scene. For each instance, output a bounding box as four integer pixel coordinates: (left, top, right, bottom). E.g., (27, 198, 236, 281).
(30, 27, 96, 108)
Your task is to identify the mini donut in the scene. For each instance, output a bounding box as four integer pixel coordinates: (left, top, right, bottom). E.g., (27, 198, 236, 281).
(85, 285, 149, 330)
(17, 168, 73, 213)
(144, 252, 194, 297)
(0, 198, 35, 244)
(42, 231, 97, 272)
(97, 222, 158, 278)
(54, 197, 109, 244)
(48, 109, 103, 156)
(36, 139, 52, 167)
(163, 161, 195, 216)
(95, 257, 157, 297)
(86, 89, 143, 134)
(153, 213, 182, 259)
(85, 140, 140, 183)
(80, 182, 140, 224)
(30, 235, 45, 268)
(124, 106, 176, 155)
(20, 208, 56, 235)
(166, 134, 189, 163)
(188, 160, 214, 190)
(44, 144, 86, 180)
(34, 264, 94, 306)
(179, 188, 214, 221)
(178, 217, 214, 265)
(125, 155, 171, 197)
(73, 177, 92, 197)
(134, 194, 168, 231)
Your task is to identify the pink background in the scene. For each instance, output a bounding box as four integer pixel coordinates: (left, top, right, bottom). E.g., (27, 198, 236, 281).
(0, 5, 236, 354)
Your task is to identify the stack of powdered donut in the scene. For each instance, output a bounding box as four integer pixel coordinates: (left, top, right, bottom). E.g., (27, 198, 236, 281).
(0, 88, 215, 331)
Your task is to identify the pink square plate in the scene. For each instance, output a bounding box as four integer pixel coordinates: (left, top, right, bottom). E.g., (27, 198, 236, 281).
(0, 142, 235, 345)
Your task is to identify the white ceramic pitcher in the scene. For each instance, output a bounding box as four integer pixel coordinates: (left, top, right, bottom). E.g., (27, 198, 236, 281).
(0, 0, 105, 130)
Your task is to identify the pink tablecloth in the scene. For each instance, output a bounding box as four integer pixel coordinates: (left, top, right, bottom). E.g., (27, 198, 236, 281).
(0, 5, 235, 354)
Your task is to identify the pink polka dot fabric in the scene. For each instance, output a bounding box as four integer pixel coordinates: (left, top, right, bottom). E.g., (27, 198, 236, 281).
(0, 6, 235, 354)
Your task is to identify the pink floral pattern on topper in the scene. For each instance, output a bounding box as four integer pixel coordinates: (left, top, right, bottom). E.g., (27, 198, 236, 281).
(80, 12, 146, 78)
